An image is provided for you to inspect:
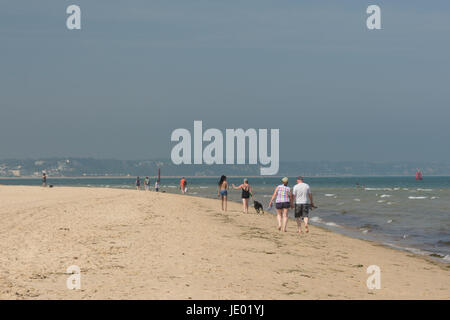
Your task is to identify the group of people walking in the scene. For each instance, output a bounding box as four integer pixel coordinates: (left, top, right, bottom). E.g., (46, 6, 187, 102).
(135, 176, 159, 192)
(268, 176, 314, 233)
(217, 175, 314, 233)
(136, 173, 315, 234)
(217, 175, 253, 213)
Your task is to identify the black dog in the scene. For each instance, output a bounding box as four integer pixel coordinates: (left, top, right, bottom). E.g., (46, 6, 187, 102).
(254, 200, 264, 214)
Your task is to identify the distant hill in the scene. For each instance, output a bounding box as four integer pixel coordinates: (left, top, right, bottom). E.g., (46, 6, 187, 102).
(1, 158, 449, 177)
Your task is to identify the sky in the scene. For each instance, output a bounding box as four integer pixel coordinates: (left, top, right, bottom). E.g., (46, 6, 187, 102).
(1, 0, 449, 162)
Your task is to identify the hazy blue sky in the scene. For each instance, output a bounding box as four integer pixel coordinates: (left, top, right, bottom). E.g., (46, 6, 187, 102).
(1, 0, 449, 161)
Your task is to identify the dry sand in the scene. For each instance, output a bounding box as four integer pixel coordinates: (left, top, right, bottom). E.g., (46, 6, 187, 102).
(0, 185, 448, 299)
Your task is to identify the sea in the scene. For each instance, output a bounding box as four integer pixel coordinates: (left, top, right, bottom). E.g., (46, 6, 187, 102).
(2, 176, 449, 263)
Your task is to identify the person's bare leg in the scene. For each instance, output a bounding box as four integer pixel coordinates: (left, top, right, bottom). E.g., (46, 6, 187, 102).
(296, 218, 303, 233)
(276, 210, 282, 231)
(282, 209, 289, 232)
(224, 196, 227, 211)
(242, 199, 246, 213)
(304, 217, 309, 233)
(244, 199, 248, 213)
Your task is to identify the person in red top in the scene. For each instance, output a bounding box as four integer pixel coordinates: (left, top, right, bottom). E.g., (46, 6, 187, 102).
(180, 177, 187, 194)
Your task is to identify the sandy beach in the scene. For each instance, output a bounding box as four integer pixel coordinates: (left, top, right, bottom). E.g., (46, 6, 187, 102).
(0, 185, 448, 299)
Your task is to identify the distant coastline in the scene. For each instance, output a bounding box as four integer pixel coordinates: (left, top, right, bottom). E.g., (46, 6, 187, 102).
(2, 158, 450, 178)
(2, 174, 450, 179)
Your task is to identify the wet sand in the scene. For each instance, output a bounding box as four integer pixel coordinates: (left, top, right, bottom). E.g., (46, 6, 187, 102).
(0, 185, 448, 299)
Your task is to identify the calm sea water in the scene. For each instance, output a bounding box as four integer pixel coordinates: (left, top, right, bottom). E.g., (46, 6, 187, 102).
(2, 176, 449, 263)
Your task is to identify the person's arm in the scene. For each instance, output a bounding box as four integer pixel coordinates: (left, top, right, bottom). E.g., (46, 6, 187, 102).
(309, 191, 315, 207)
(290, 189, 294, 208)
(232, 184, 242, 190)
(269, 187, 278, 207)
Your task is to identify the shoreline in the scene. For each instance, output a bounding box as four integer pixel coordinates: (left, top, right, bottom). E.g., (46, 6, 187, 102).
(1, 181, 448, 264)
(0, 185, 448, 299)
(2, 174, 450, 179)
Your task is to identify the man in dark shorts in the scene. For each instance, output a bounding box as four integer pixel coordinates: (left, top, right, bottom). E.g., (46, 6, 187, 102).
(295, 203, 310, 221)
(292, 176, 315, 233)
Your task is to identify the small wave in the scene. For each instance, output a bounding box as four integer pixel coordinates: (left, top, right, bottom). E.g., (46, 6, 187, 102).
(430, 196, 439, 200)
(353, 198, 361, 201)
(444, 255, 450, 262)
(382, 242, 437, 257)
(377, 200, 385, 203)
(387, 219, 393, 223)
(417, 188, 432, 191)
(325, 222, 340, 227)
(403, 247, 429, 255)
(199, 186, 209, 189)
(408, 196, 427, 199)
(309, 216, 322, 223)
(380, 194, 391, 198)
(325, 194, 335, 197)
(337, 202, 345, 206)
(365, 188, 393, 191)
(360, 223, 378, 230)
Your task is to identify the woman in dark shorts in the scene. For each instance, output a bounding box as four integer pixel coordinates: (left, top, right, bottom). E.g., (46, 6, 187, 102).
(232, 178, 253, 214)
(269, 177, 293, 232)
(42, 172, 47, 187)
(136, 176, 141, 190)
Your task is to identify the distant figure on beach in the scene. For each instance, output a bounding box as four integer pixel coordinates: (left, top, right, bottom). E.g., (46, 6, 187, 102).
(136, 177, 141, 190)
(155, 180, 159, 192)
(144, 177, 150, 191)
(217, 175, 229, 211)
(232, 178, 253, 214)
(180, 177, 187, 194)
(42, 172, 47, 187)
(292, 176, 315, 234)
(269, 177, 293, 232)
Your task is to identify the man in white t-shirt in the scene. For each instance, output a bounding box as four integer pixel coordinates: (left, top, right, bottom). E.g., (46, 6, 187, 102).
(292, 176, 315, 233)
